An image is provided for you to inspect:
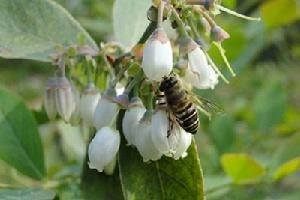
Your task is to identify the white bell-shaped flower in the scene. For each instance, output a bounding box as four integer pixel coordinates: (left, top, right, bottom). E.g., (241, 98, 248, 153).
(151, 110, 177, 154)
(44, 77, 58, 120)
(142, 27, 173, 81)
(93, 89, 118, 130)
(80, 83, 100, 126)
(183, 45, 219, 89)
(122, 98, 146, 145)
(172, 127, 192, 160)
(151, 110, 192, 159)
(88, 127, 120, 173)
(135, 113, 162, 162)
(55, 77, 76, 122)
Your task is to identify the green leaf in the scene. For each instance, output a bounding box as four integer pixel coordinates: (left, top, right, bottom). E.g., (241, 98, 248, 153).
(118, 139, 205, 200)
(0, 188, 55, 200)
(253, 80, 287, 133)
(260, 0, 300, 29)
(0, 87, 45, 180)
(0, 0, 98, 62)
(209, 115, 236, 153)
(113, 0, 151, 50)
(221, 153, 265, 184)
(81, 165, 124, 200)
(270, 135, 300, 173)
(273, 157, 300, 181)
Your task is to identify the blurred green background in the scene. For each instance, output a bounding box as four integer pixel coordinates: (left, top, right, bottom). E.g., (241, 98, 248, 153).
(0, 0, 299, 199)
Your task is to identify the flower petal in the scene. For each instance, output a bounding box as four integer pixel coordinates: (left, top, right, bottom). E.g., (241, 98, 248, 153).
(93, 97, 118, 130)
(88, 127, 120, 172)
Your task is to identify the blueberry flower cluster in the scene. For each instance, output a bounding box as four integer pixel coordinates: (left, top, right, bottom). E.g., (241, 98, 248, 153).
(44, 0, 259, 175)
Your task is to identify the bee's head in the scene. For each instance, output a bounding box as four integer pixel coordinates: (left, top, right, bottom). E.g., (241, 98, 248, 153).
(159, 76, 178, 92)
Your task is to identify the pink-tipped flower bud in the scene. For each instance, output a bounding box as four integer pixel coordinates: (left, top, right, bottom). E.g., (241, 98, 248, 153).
(211, 25, 230, 42)
(55, 77, 76, 122)
(44, 77, 58, 120)
(142, 27, 173, 81)
(88, 127, 120, 173)
(80, 83, 100, 126)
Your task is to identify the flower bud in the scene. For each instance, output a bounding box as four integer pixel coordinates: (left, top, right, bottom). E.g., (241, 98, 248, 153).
(135, 113, 162, 162)
(44, 77, 58, 120)
(55, 77, 76, 122)
(211, 25, 230, 43)
(142, 27, 173, 81)
(183, 42, 219, 89)
(88, 127, 120, 173)
(80, 83, 100, 126)
(122, 98, 146, 145)
(93, 89, 118, 130)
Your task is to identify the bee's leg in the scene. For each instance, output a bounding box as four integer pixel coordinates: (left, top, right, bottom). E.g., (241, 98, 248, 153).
(167, 112, 173, 138)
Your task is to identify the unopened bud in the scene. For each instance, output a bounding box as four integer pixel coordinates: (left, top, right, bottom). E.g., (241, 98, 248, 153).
(80, 83, 100, 126)
(55, 77, 76, 122)
(44, 77, 58, 120)
(211, 25, 230, 42)
(179, 37, 198, 55)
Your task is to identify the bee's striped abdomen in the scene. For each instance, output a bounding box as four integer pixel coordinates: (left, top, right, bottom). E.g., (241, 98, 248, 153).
(160, 76, 199, 134)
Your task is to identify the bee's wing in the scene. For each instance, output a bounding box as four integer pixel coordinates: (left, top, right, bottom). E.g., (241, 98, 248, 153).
(198, 96, 225, 114)
(190, 94, 225, 119)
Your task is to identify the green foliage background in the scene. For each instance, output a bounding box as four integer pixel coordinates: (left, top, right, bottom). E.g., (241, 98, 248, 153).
(0, 0, 300, 199)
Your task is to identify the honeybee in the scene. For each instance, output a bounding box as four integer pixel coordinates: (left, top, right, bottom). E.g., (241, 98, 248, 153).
(157, 75, 223, 135)
(158, 76, 199, 135)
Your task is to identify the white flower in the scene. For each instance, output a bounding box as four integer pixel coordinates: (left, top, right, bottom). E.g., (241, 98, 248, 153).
(151, 110, 177, 154)
(183, 46, 219, 89)
(88, 127, 120, 173)
(142, 27, 173, 81)
(151, 110, 192, 159)
(172, 127, 192, 160)
(55, 77, 76, 122)
(80, 83, 100, 126)
(135, 114, 162, 162)
(122, 98, 146, 145)
(44, 77, 57, 120)
(93, 90, 118, 130)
